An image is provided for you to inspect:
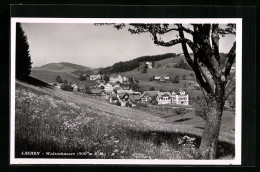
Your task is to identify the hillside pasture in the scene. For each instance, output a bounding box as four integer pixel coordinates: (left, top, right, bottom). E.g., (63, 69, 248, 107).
(154, 55, 186, 67)
(121, 68, 194, 82)
(30, 69, 79, 83)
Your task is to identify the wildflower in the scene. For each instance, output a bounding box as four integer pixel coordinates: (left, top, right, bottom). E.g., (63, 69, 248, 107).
(114, 149, 119, 153)
(113, 140, 119, 143)
(104, 133, 109, 137)
(111, 153, 115, 156)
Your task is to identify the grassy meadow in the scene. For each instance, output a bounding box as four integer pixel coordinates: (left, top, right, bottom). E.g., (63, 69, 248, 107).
(30, 69, 79, 83)
(15, 80, 235, 159)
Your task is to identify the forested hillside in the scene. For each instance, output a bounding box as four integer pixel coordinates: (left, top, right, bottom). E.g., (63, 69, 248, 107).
(98, 53, 176, 74)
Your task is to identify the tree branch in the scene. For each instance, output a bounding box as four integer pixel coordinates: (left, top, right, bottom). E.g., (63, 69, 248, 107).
(224, 42, 236, 76)
(151, 31, 196, 48)
(224, 85, 235, 101)
(178, 24, 214, 94)
(211, 24, 220, 64)
(196, 59, 215, 93)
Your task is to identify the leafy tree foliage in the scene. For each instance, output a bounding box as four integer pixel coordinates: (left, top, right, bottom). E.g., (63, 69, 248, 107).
(79, 73, 86, 81)
(142, 64, 148, 73)
(61, 83, 73, 91)
(16, 23, 32, 76)
(55, 75, 63, 83)
(172, 75, 179, 83)
(149, 87, 155, 91)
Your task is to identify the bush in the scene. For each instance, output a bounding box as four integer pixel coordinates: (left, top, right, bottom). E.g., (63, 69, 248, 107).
(172, 75, 179, 83)
(61, 84, 73, 91)
(149, 87, 155, 91)
(174, 107, 187, 115)
(137, 102, 148, 108)
(125, 101, 132, 107)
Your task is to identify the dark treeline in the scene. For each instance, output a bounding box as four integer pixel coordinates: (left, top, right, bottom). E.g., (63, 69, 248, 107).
(99, 53, 176, 74)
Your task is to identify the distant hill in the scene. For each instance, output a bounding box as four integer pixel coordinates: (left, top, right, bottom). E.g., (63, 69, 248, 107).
(99, 53, 177, 74)
(33, 62, 91, 72)
(31, 62, 93, 83)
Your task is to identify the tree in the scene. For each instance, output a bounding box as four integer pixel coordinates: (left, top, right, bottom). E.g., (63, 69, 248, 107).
(61, 83, 73, 91)
(55, 75, 63, 83)
(103, 74, 110, 82)
(149, 87, 155, 91)
(172, 75, 179, 83)
(105, 23, 236, 159)
(143, 64, 148, 73)
(79, 73, 86, 81)
(16, 23, 32, 76)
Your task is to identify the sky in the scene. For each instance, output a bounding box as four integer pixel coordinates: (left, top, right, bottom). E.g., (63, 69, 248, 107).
(21, 23, 236, 68)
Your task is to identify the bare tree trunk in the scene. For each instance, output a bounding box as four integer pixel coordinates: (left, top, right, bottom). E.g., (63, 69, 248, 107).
(199, 101, 222, 159)
(199, 82, 225, 159)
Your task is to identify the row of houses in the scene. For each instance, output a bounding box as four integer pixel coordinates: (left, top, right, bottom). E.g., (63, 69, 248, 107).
(89, 89, 189, 106)
(89, 74, 129, 84)
(140, 90, 189, 105)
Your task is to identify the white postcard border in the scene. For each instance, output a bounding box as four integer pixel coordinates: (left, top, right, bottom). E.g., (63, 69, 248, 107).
(10, 18, 242, 165)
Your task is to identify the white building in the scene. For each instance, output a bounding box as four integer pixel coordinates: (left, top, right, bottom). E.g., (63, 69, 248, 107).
(89, 74, 101, 80)
(157, 92, 172, 105)
(172, 90, 189, 105)
(104, 83, 114, 92)
(146, 62, 153, 68)
(109, 75, 123, 83)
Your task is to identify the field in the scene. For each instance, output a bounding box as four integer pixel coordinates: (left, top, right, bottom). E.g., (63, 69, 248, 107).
(121, 68, 194, 82)
(15, 78, 235, 159)
(30, 69, 79, 83)
(154, 55, 186, 67)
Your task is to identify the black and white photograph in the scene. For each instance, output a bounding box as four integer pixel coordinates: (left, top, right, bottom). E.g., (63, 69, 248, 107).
(10, 18, 242, 165)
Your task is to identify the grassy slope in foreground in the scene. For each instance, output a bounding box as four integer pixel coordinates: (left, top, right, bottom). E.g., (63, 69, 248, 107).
(15, 79, 234, 159)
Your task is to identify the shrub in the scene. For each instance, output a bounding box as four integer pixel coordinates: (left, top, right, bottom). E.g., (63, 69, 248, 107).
(61, 84, 73, 91)
(149, 87, 155, 91)
(174, 107, 187, 115)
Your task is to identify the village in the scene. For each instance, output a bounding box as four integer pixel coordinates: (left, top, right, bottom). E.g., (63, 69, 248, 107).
(50, 71, 191, 108)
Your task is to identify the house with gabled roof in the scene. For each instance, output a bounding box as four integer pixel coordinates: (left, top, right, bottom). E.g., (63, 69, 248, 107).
(140, 91, 158, 103)
(122, 76, 129, 82)
(98, 83, 105, 89)
(104, 83, 114, 92)
(154, 76, 170, 82)
(71, 81, 85, 92)
(129, 92, 141, 103)
(177, 90, 189, 105)
(157, 92, 172, 105)
(109, 74, 123, 83)
(109, 92, 119, 103)
(89, 74, 101, 80)
(89, 89, 109, 99)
